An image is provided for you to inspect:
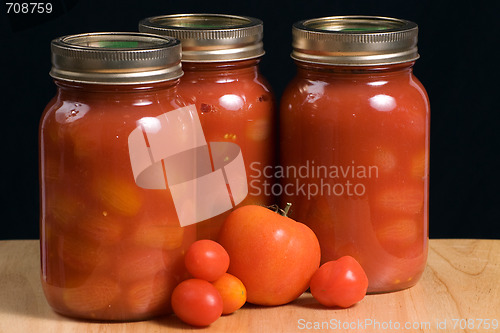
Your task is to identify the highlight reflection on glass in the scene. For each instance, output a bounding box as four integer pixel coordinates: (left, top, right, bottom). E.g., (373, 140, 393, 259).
(137, 116, 161, 133)
(367, 80, 388, 87)
(55, 101, 89, 123)
(369, 94, 396, 112)
(306, 81, 328, 103)
(219, 94, 244, 111)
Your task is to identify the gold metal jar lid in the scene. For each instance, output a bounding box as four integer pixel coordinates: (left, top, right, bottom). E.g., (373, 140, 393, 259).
(292, 16, 419, 66)
(50, 32, 183, 84)
(138, 14, 264, 62)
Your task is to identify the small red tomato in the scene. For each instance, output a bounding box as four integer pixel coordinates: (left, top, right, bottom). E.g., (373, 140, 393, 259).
(309, 256, 368, 308)
(184, 239, 230, 282)
(171, 279, 223, 327)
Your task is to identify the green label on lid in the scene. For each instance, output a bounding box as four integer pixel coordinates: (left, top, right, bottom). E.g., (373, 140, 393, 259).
(98, 41, 140, 48)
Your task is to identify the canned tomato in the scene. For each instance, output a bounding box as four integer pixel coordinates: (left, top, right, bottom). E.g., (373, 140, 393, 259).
(280, 16, 430, 293)
(39, 32, 197, 320)
(139, 14, 276, 239)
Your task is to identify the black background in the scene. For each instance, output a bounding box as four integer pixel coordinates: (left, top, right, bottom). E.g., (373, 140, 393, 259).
(1, 0, 498, 240)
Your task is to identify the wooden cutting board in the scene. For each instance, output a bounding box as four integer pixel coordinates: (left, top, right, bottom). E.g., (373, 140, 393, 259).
(1, 239, 499, 332)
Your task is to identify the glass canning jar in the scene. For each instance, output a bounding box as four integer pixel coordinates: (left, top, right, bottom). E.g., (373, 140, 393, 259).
(39, 32, 197, 320)
(139, 14, 276, 239)
(280, 16, 430, 293)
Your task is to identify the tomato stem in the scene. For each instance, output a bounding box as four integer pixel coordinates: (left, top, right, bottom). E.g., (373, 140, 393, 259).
(282, 203, 292, 216)
(265, 203, 292, 217)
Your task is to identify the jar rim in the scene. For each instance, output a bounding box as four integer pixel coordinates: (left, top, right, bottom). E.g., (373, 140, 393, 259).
(291, 16, 419, 66)
(50, 32, 183, 84)
(138, 14, 265, 62)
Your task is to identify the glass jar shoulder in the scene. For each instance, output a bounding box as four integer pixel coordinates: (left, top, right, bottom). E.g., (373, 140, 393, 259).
(179, 72, 273, 107)
(40, 82, 187, 176)
(178, 60, 275, 111)
(41, 83, 185, 129)
(281, 69, 429, 115)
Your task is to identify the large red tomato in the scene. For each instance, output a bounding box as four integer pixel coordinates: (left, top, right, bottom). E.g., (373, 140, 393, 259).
(218, 204, 321, 306)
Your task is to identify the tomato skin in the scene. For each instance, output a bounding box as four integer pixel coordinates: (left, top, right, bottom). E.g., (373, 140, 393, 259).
(218, 205, 321, 306)
(309, 256, 368, 308)
(212, 273, 247, 315)
(184, 240, 230, 282)
(171, 279, 223, 327)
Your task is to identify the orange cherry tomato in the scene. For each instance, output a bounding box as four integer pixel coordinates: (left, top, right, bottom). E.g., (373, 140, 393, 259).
(212, 273, 247, 315)
(309, 256, 368, 308)
(184, 240, 230, 282)
(171, 279, 223, 327)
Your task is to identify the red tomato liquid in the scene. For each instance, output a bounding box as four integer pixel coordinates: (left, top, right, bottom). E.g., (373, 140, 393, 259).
(177, 59, 276, 239)
(280, 63, 430, 293)
(40, 81, 196, 320)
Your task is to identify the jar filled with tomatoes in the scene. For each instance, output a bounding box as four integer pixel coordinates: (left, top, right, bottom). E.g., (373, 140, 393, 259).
(39, 32, 197, 320)
(139, 14, 276, 239)
(280, 16, 430, 293)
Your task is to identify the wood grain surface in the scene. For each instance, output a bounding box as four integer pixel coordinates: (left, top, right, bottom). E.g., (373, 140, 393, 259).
(0, 239, 499, 332)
